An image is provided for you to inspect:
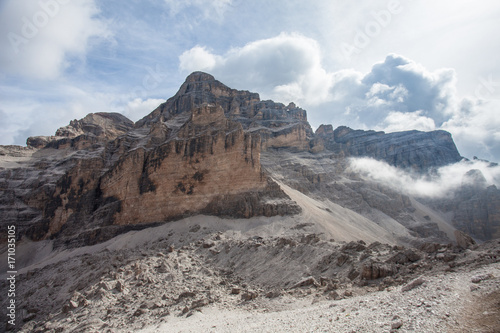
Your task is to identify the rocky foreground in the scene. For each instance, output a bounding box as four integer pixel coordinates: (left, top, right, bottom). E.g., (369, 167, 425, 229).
(2, 216, 499, 333)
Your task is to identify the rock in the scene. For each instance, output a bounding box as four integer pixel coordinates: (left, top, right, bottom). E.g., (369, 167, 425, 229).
(115, 280, 125, 292)
(419, 243, 442, 253)
(401, 277, 426, 292)
(133, 308, 147, 317)
(320, 125, 461, 171)
(292, 276, 320, 289)
(300, 234, 321, 244)
(362, 261, 396, 280)
(348, 269, 360, 281)
(189, 224, 201, 233)
(341, 241, 367, 252)
(202, 242, 215, 248)
(99, 281, 112, 291)
(178, 291, 196, 300)
(471, 273, 493, 283)
(265, 290, 282, 298)
(190, 298, 209, 309)
(391, 321, 403, 329)
(455, 230, 477, 249)
(241, 291, 258, 301)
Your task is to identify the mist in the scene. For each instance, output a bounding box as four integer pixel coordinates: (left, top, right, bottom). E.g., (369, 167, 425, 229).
(348, 157, 500, 199)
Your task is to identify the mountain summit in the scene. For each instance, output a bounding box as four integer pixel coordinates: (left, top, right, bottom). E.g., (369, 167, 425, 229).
(0, 72, 498, 248)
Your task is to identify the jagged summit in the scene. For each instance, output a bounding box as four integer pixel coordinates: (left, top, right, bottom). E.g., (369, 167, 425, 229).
(135, 71, 260, 127)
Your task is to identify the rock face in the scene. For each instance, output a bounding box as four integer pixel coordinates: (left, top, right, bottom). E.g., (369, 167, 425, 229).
(0, 73, 301, 246)
(137, 72, 314, 151)
(313, 125, 462, 170)
(1, 71, 499, 246)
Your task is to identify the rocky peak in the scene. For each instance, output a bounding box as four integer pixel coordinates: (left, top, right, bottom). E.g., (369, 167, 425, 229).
(462, 169, 488, 189)
(136, 72, 260, 127)
(56, 112, 134, 139)
(184, 71, 216, 83)
(315, 124, 334, 137)
(26, 112, 134, 149)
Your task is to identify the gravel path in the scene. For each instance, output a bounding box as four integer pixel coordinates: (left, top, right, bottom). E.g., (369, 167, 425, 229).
(144, 263, 500, 333)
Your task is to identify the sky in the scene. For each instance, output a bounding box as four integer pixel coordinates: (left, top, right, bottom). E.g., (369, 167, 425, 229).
(1, 0, 500, 161)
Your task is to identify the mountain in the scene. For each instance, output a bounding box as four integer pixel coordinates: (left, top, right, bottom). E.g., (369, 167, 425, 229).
(0, 71, 499, 249)
(1, 72, 500, 332)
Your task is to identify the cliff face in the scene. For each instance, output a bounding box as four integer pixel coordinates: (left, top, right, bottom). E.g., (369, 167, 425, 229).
(100, 104, 267, 226)
(313, 125, 462, 170)
(1, 71, 498, 247)
(0, 73, 302, 246)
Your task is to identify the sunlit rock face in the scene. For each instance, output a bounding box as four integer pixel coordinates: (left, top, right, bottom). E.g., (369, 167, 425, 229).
(0, 73, 301, 247)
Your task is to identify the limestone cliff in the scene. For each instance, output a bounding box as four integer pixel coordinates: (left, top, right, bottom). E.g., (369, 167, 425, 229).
(0, 74, 303, 247)
(313, 125, 462, 170)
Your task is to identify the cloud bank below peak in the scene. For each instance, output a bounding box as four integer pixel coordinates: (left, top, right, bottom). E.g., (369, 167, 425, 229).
(349, 157, 500, 199)
(178, 33, 500, 161)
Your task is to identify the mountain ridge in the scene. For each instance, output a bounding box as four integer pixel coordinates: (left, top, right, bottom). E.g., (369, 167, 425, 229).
(1, 71, 498, 248)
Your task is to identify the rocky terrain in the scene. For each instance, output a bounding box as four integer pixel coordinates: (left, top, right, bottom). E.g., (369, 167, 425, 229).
(1, 71, 500, 332)
(1, 215, 499, 332)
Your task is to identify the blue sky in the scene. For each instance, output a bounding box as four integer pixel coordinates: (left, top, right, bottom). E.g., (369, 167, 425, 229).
(1, 0, 500, 161)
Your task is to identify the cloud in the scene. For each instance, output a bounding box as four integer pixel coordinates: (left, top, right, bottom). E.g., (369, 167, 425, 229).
(178, 36, 499, 161)
(319, 54, 458, 130)
(124, 98, 164, 122)
(377, 111, 436, 133)
(442, 98, 500, 161)
(179, 32, 333, 105)
(0, 0, 109, 79)
(163, 0, 232, 22)
(179, 46, 219, 72)
(0, 83, 123, 145)
(349, 157, 500, 199)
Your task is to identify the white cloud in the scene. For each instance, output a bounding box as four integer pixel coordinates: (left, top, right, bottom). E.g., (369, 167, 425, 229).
(349, 157, 500, 199)
(378, 111, 436, 133)
(179, 32, 333, 105)
(124, 98, 164, 122)
(0, 0, 109, 79)
(179, 46, 218, 72)
(177, 36, 500, 161)
(163, 0, 232, 22)
(442, 99, 500, 161)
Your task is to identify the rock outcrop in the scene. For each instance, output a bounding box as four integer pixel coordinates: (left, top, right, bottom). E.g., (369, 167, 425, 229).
(27, 112, 135, 149)
(313, 125, 462, 171)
